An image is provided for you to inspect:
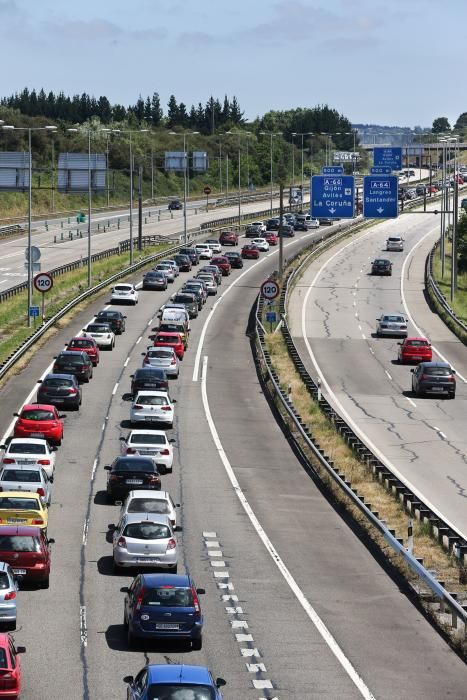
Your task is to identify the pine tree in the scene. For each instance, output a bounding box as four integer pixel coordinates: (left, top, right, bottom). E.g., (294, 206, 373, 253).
(151, 92, 163, 126)
(144, 96, 152, 124)
(167, 95, 179, 127)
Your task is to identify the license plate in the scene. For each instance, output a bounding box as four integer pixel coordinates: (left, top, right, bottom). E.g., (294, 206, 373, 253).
(7, 518, 27, 523)
(145, 417, 159, 422)
(126, 479, 143, 485)
(156, 623, 180, 630)
(136, 557, 160, 563)
(30, 433, 45, 438)
(17, 460, 34, 465)
(54, 398, 64, 403)
(430, 386, 444, 392)
(12, 569, 26, 575)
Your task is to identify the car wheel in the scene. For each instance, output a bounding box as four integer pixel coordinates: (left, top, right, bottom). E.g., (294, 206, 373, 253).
(450, 392, 456, 399)
(192, 637, 202, 651)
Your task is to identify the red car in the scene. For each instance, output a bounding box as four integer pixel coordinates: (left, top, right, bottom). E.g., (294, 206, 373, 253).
(241, 244, 260, 260)
(13, 404, 64, 446)
(0, 526, 54, 588)
(219, 230, 238, 246)
(0, 632, 26, 698)
(153, 332, 185, 360)
(66, 336, 100, 366)
(398, 337, 432, 364)
(264, 232, 278, 246)
(211, 256, 231, 276)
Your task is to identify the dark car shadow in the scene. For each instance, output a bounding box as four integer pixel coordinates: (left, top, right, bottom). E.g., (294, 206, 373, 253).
(97, 555, 117, 577)
(120, 419, 133, 429)
(105, 625, 130, 652)
(122, 393, 133, 402)
(105, 625, 194, 653)
(94, 490, 111, 506)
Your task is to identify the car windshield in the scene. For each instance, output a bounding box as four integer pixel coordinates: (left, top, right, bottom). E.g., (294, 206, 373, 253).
(148, 685, 215, 700)
(8, 443, 46, 454)
(0, 535, 41, 552)
(21, 409, 54, 421)
(127, 498, 170, 513)
(1, 469, 41, 482)
(406, 340, 429, 347)
(143, 586, 193, 607)
(0, 497, 39, 510)
(424, 367, 451, 376)
(129, 434, 166, 445)
(383, 316, 404, 323)
(135, 396, 168, 406)
(86, 325, 109, 333)
(122, 522, 170, 539)
(113, 459, 155, 472)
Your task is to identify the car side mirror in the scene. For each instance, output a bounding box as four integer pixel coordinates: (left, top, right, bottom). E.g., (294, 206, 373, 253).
(130, 374, 134, 378)
(120, 586, 129, 593)
(169, 438, 176, 443)
(16, 647, 26, 654)
(115, 500, 122, 506)
(104, 466, 111, 471)
(58, 415, 66, 420)
(123, 676, 134, 684)
(52, 446, 58, 452)
(119, 437, 125, 441)
(176, 503, 181, 508)
(141, 353, 146, 356)
(0, 445, 4, 450)
(108, 523, 116, 530)
(172, 399, 177, 403)
(452, 369, 456, 374)
(13, 413, 19, 418)
(48, 538, 55, 544)
(410, 368, 415, 373)
(397, 342, 402, 346)
(216, 678, 226, 688)
(37, 379, 43, 383)
(196, 587, 206, 595)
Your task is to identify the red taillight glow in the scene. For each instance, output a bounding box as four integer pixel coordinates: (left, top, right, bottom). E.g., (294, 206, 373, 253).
(147, 474, 160, 483)
(37, 488, 45, 497)
(133, 405, 143, 410)
(38, 460, 50, 466)
(2, 458, 14, 465)
(117, 536, 126, 548)
(191, 585, 200, 613)
(160, 449, 170, 455)
(136, 589, 144, 610)
(161, 406, 171, 412)
(68, 388, 78, 395)
(166, 538, 176, 551)
(4, 591, 16, 601)
(31, 519, 44, 525)
(126, 448, 136, 455)
(0, 675, 16, 690)
(143, 356, 150, 364)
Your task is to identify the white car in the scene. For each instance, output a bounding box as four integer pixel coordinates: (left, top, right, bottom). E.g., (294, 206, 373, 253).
(196, 274, 217, 295)
(120, 429, 175, 473)
(162, 260, 180, 277)
(386, 236, 404, 251)
(251, 237, 269, 252)
(205, 239, 222, 254)
(112, 513, 178, 571)
(142, 347, 180, 378)
(0, 464, 52, 505)
(110, 283, 139, 305)
(376, 313, 408, 338)
(308, 218, 320, 229)
(0, 438, 56, 480)
(250, 221, 266, 233)
(130, 390, 175, 428)
(82, 322, 115, 349)
(195, 244, 213, 260)
(119, 489, 180, 529)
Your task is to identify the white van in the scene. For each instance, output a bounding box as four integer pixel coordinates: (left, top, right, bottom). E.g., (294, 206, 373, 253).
(160, 307, 191, 332)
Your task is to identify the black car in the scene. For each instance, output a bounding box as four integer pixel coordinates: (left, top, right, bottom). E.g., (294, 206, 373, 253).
(95, 309, 126, 334)
(179, 247, 199, 266)
(199, 265, 222, 285)
(173, 254, 192, 272)
(278, 225, 295, 237)
(142, 271, 167, 291)
(223, 251, 243, 268)
(266, 218, 280, 231)
(130, 368, 169, 397)
(371, 258, 392, 276)
(105, 456, 161, 501)
(169, 293, 198, 319)
(168, 199, 182, 210)
(52, 351, 93, 383)
(181, 285, 203, 310)
(411, 361, 456, 399)
(36, 373, 82, 410)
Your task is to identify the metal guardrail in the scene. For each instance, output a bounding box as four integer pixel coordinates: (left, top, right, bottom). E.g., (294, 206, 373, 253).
(426, 241, 467, 337)
(253, 225, 467, 639)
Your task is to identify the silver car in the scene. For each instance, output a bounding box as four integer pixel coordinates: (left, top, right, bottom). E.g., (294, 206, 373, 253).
(120, 430, 175, 473)
(112, 513, 178, 572)
(0, 438, 56, 480)
(118, 489, 180, 529)
(0, 562, 19, 630)
(0, 465, 52, 506)
(376, 313, 408, 337)
(196, 274, 218, 296)
(154, 263, 175, 283)
(163, 260, 180, 277)
(386, 236, 404, 251)
(142, 347, 179, 378)
(130, 390, 175, 428)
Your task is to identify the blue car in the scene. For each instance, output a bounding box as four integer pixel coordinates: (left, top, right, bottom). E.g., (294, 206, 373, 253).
(122, 573, 205, 649)
(124, 664, 226, 699)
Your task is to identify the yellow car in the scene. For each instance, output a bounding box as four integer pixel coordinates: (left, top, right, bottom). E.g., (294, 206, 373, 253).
(0, 491, 48, 529)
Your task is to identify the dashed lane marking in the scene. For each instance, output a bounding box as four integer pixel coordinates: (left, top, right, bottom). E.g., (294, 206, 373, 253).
(385, 370, 392, 381)
(112, 382, 119, 396)
(405, 397, 417, 408)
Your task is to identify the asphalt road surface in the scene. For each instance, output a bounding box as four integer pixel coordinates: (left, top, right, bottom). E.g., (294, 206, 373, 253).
(0, 222, 465, 698)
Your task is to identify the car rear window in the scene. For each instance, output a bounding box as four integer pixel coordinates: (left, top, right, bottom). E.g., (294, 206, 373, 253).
(0, 535, 41, 552)
(86, 324, 109, 332)
(156, 335, 178, 343)
(1, 469, 41, 482)
(147, 685, 214, 700)
(148, 350, 173, 359)
(113, 458, 155, 472)
(98, 311, 119, 318)
(383, 316, 404, 323)
(122, 522, 170, 539)
(129, 434, 166, 445)
(8, 443, 46, 455)
(43, 378, 74, 387)
(57, 355, 82, 365)
(135, 395, 168, 406)
(21, 409, 54, 421)
(114, 285, 132, 291)
(424, 367, 451, 376)
(159, 324, 184, 333)
(127, 498, 170, 514)
(173, 295, 194, 303)
(0, 573, 10, 590)
(69, 339, 93, 348)
(0, 497, 38, 510)
(142, 586, 193, 607)
(407, 340, 429, 347)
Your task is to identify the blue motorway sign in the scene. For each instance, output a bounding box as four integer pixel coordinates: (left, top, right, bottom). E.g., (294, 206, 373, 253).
(370, 166, 392, 175)
(311, 175, 355, 219)
(321, 166, 344, 175)
(363, 175, 398, 219)
(266, 311, 277, 323)
(373, 147, 402, 171)
(29, 306, 40, 317)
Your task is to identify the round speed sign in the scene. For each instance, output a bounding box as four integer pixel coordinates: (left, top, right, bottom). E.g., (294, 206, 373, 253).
(203, 186, 212, 195)
(33, 272, 53, 293)
(261, 279, 280, 300)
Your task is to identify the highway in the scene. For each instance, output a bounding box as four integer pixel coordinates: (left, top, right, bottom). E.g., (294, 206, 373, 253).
(290, 206, 467, 539)
(0, 223, 466, 698)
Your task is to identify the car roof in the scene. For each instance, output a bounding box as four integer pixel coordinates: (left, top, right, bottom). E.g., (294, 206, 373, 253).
(1, 464, 43, 473)
(128, 429, 167, 437)
(0, 490, 40, 499)
(43, 372, 76, 380)
(21, 403, 56, 411)
(146, 664, 212, 685)
(404, 336, 429, 342)
(56, 350, 85, 356)
(419, 361, 451, 368)
(126, 489, 171, 500)
(68, 337, 96, 343)
(7, 437, 49, 446)
(0, 525, 42, 536)
(123, 512, 170, 525)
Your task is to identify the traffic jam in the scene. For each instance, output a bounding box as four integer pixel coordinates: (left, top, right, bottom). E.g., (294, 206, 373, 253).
(0, 214, 309, 698)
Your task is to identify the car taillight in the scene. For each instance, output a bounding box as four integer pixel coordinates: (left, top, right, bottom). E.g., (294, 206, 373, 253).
(2, 458, 14, 465)
(38, 459, 50, 466)
(0, 675, 16, 690)
(37, 488, 45, 497)
(136, 589, 144, 610)
(166, 538, 176, 551)
(421, 374, 429, 380)
(143, 356, 150, 364)
(68, 388, 78, 394)
(117, 536, 126, 548)
(78, 365, 86, 371)
(32, 519, 44, 525)
(133, 405, 143, 410)
(4, 591, 16, 601)
(147, 474, 160, 483)
(171, 358, 176, 365)
(160, 449, 170, 455)
(161, 406, 171, 411)
(191, 585, 200, 613)
(401, 325, 407, 329)
(448, 375, 455, 382)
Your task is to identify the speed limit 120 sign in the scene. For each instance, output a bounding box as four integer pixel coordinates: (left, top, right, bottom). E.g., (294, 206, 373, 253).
(261, 279, 280, 300)
(33, 272, 53, 293)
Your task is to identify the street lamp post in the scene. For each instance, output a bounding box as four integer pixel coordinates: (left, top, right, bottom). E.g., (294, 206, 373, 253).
(2, 124, 57, 325)
(292, 132, 313, 211)
(169, 131, 199, 245)
(227, 131, 251, 229)
(67, 127, 94, 286)
(260, 131, 282, 214)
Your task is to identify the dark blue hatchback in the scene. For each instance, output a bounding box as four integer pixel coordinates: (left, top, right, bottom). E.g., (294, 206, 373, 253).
(124, 664, 226, 699)
(122, 573, 205, 649)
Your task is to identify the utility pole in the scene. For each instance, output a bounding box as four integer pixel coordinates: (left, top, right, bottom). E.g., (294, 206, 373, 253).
(279, 183, 284, 280)
(138, 165, 143, 251)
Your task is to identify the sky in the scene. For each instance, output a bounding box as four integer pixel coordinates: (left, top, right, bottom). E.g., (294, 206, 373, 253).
(0, 0, 465, 128)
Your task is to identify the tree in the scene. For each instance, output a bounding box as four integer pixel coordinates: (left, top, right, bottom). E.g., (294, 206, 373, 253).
(167, 95, 179, 127)
(432, 117, 450, 133)
(150, 92, 163, 126)
(144, 96, 152, 124)
(97, 96, 112, 124)
(454, 113, 467, 132)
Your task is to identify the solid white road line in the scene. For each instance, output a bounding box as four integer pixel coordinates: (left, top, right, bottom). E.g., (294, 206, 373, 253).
(201, 356, 376, 700)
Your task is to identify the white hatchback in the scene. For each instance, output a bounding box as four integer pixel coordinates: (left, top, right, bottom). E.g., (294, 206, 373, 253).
(251, 238, 269, 252)
(110, 283, 139, 305)
(120, 430, 174, 473)
(118, 489, 179, 529)
(82, 323, 115, 349)
(195, 244, 213, 259)
(0, 464, 52, 506)
(130, 391, 175, 428)
(0, 438, 56, 480)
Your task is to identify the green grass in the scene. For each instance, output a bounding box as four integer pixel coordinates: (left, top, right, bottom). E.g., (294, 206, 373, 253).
(432, 244, 467, 323)
(0, 242, 169, 364)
